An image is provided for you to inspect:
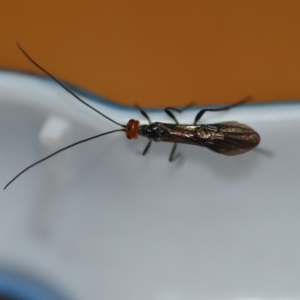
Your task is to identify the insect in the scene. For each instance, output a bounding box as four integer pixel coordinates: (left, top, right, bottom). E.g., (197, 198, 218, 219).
(3, 44, 260, 190)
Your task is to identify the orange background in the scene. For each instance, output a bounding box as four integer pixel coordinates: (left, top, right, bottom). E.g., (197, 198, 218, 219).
(1, 1, 300, 107)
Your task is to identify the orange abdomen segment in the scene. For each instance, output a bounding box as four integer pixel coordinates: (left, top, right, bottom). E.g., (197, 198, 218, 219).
(126, 119, 139, 139)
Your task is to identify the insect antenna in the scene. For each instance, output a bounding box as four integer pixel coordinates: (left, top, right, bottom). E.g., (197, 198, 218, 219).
(4, 129, 126, 190)
(16, 43, 126, 128)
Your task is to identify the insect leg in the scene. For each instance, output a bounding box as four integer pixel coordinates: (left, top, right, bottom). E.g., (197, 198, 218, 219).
(135, 105, 153, 155)
(142, 140, 152, 156)
(135, 105, 151, 124)
(193, 96, 251, 124)
(164, 108, 179, 124)
(163, 108, 180, 160)
(164, 103, 194, 162)
(169, 143, 181, 162)
(164, 102, 195, 124)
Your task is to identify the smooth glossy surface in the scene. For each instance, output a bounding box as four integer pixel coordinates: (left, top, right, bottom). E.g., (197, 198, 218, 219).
(0, 71, 299, 300)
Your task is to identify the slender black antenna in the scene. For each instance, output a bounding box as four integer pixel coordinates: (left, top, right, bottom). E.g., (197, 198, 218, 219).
(4, 129, 125, 190)
(16, 43, 126, 128)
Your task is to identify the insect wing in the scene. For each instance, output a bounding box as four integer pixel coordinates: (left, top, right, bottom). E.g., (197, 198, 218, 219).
(202, 121, 260, 156)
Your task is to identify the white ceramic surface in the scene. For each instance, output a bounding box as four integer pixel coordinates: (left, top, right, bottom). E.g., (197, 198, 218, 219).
(0, 70, 299, 300)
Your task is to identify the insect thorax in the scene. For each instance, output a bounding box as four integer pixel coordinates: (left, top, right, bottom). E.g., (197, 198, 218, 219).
(138, 123, 171, 141)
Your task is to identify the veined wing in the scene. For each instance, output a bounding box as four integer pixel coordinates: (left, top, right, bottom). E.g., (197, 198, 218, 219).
(158, 121, 260, 156)
(199, 121, 260, 155)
